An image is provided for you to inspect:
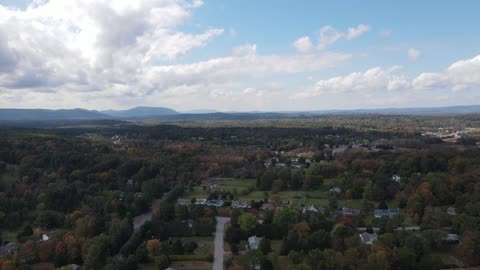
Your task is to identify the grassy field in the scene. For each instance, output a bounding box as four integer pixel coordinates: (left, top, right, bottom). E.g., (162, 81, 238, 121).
(180, 177, 399, 212)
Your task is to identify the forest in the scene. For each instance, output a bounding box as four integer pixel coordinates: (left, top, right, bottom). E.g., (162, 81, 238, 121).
(0, 115, 479, 270)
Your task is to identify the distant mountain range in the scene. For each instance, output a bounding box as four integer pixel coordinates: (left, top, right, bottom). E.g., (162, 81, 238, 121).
(2, 105, 480, 122)
(101, 106, 178, 118)
(0, 108, 109, 121)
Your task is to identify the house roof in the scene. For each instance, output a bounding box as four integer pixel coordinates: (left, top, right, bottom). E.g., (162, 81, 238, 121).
(359, 232, 377, 244)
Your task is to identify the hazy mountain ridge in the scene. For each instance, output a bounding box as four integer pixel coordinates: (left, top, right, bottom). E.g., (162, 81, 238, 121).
(0, 108, 109, 121)
(2, 105, 480, 122)
(102, 106, 178, 118)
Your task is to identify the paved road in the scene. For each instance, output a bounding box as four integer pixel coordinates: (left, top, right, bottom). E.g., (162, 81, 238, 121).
(357, 226, 420, 232)
(213, 217, 230, 270)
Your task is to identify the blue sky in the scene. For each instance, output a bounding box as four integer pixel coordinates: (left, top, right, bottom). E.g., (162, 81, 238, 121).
(0, 0, 479, 111)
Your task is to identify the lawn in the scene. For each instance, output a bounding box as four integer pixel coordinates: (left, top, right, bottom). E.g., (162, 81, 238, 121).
(180, 177, 398, 214)
(182, 178, 256, 199)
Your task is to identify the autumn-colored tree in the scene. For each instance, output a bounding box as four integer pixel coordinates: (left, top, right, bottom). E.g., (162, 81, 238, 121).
(54, 241, 68, 267)
(294, 222, 311, 238)
(367, 250, 390, 270)
(146, 239, 161, 256)
(458, 231, 480, 265)
(1, 260, 14, 270)
(37, 239, 56, 262)
(228, 265, 245, 270)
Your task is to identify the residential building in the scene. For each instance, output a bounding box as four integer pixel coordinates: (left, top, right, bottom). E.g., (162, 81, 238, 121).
(247, 235, 262, 250)
(342, 207, 360, 216)
(374, 208, 400, 218)
(0, 243, 16, 258)
(329, 186, 342, 194)
(443, 234, 462, 245)
(232, 200, 251, 209)
(359, 232, 377, 245)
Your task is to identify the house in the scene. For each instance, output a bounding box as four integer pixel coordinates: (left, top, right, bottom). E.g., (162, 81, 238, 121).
(194, 198, 207, 205)
(447, 206, 456, 216)
(208, 183, 219, 191)
(341, 207, 360, 216)
(329, 186, 342, 194)
(232, 200, 251, 209)
(165, 268, 177, 270)
(392, 175, 401, 183)
(247, 236, 262, 250)
(301, 205, 325, 214)
(443, 234, 462, 245)
(0, 243, 16, 258)
(113, 139, 123, 146)
(359, 232, 377, 245)
(42, 234, 49, 241)
(111, 135, 120, 141)
(206, 199, 224, 207)
(374, 208, 400, 218)
(177, 198, 192, 206)
(261, 203, 276, 211)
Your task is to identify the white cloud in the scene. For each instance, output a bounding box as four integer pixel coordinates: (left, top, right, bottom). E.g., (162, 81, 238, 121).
(413, 54, 480, 91)
(293, 24, 370, 51)
(408, 48, 421, 61)
(294, 54, 480, 100)
(318, 26, 344, 49)
(293, 36, 313, 53)
(294, 66, 409, 98)
(142, 45, 351, 94)
(243, 88, 264, 96)
(345, 24, 370, 40)
(0, 0, 223, 92)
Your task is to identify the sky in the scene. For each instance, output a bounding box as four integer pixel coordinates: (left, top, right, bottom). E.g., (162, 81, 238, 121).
(0, 0, 479, 111)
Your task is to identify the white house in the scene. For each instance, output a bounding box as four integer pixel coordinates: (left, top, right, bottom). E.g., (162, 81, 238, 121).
(247, 236, 262, 250)
(329, 186, 342, 194)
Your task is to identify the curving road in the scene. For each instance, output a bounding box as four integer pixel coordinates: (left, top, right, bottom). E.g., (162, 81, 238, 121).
(213, 217, 230, 270)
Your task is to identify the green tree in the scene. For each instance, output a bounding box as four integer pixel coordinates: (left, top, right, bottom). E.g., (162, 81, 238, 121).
(84, 234, 112, 270)
(238, 213, 257, 232)
(259, 238, 272, 254)
(156, 254, 170, 270)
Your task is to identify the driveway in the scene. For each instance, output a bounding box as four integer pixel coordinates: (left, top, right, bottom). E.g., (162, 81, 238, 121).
(213, 217, 230, 270)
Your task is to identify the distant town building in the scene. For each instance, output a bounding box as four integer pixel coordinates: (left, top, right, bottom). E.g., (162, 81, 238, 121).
(341, 207, 360, 216)
(206, 199, 224, 207)
(392, 175, 401, 183)
(374, 208, 400, 218)
(329, 186, 342, 194)
(0, 243, 16, 258)
(194, 198, 207, 205)
(260, 203, 276, 211)
(447, 206, 456, 216)
(231, 200, 251, 209)
(359, 232, 377, 245)
(301, 205, 325, 214)
(177, 198, 192, 206)
(443, 234, 462, 245)
(247, 235, 262, 250)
